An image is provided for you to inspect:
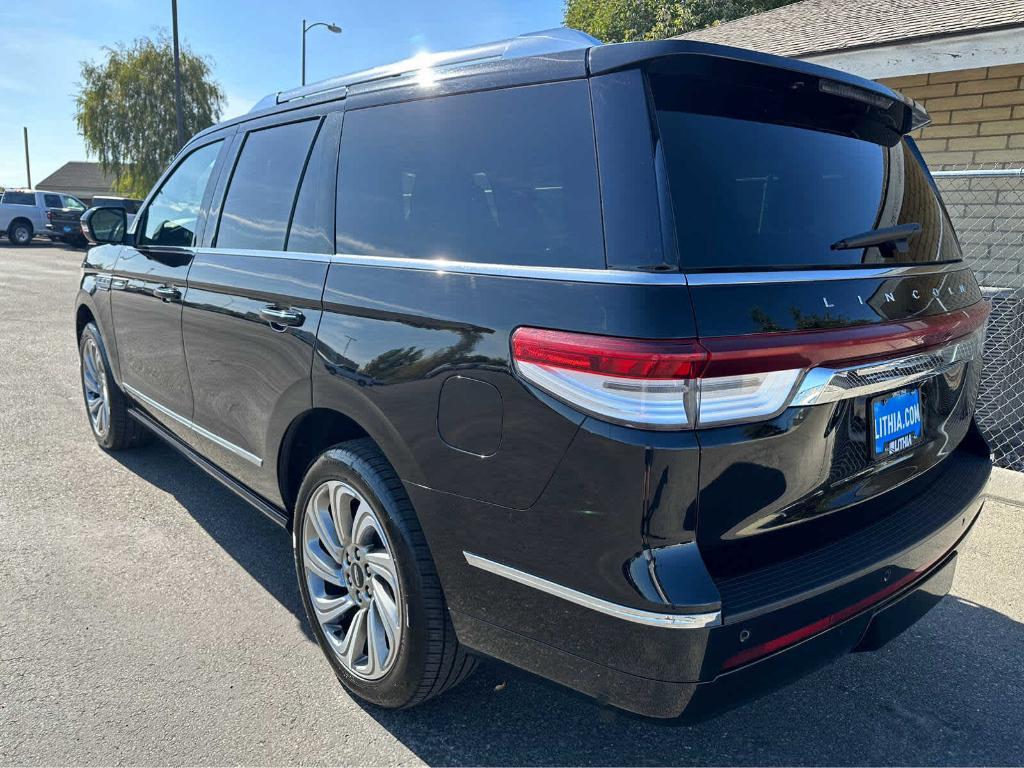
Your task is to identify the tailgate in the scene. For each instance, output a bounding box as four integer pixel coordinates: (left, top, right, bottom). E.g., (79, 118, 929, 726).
(646, 53, 989, 577)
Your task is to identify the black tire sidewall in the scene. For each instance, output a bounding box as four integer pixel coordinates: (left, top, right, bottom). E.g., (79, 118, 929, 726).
(293, 445, 434, 709)
(79, 323, 119, 450)
(10, 221, 32, 245)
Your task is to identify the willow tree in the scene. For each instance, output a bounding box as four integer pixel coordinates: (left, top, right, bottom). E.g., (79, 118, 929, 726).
(75, 35, 225, 199)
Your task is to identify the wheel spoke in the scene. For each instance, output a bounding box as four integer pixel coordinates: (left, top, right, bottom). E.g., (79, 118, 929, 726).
(371, 579, 400, 644)
(304, 540, 344, 586)
(311, 590, 356, 624)
(341, 607, 369, 670)
(365, 551, 398, 591)
(351, 501, 380, 547)
(308, 492, 343, 560)
(87, 396, 104, 415)
(367, 603, 390, 675)
(330, 485, 356, 546)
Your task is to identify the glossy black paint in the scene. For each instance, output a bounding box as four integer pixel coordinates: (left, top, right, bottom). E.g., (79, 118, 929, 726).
(73, 39, 993, 719)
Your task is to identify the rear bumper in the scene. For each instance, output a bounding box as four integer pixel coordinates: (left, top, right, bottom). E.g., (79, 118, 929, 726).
(413, 437, 989, 718)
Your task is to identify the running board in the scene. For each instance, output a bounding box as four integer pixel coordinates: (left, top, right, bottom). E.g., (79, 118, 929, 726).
(127, 407, 290, 529)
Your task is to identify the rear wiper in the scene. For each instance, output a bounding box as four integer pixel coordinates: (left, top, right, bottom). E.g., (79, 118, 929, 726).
(830, 223, 921, 256)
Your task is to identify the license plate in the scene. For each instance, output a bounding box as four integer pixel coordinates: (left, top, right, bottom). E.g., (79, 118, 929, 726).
(871, 387, 923, 459)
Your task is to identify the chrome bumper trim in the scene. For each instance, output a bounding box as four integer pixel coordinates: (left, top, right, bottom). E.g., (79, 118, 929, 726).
(791, 329, 985, 407)
(122, 383, 263, 467)
(463, 552, 721, 629)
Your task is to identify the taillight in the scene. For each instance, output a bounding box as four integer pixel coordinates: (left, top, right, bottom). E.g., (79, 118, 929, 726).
(510, 302, 989, 430)
(46, 210, 53, 221)
(512, 329, 707, 428)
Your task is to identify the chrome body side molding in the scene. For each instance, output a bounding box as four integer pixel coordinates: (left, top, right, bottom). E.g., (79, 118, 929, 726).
(463, 552, 721, 629)
(122, 383, 263, 467)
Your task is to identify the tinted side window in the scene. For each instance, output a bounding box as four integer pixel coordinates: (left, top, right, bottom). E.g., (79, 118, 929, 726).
(140, 141, 222, 247)
(217, 120, 319, 251)
(44, 194, 63, 208)
(336, 81, 604, 268)
(2, 191, 35, 206)
(287, 121, 336, 255)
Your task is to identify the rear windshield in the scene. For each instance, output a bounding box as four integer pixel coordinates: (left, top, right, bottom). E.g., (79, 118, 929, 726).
(651, 69, 960, 270)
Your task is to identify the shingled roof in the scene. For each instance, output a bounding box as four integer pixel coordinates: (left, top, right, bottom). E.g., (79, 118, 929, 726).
(36, 161, 117, 201)
(677, 0, 1024, 58)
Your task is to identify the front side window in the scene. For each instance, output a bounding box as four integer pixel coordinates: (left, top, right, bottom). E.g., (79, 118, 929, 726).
(336, 81, 604, 268)
(2, 191, 34, 206)
(217, 120, 320, 251)
(64, 196, 86, 211)
(139, 140, 222, 248)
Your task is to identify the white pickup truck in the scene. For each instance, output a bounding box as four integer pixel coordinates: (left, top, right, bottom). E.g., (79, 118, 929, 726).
(1, 189, 84, 245)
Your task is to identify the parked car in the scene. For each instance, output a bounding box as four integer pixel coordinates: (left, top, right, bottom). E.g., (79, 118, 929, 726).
(45, 196, 89, 247)
(91, 196, 143, 227)
(73, 30, 992, 720)
(1, 189, 77, 245)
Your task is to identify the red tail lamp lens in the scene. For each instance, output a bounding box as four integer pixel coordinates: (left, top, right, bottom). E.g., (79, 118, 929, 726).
(511, 328, 708, 380)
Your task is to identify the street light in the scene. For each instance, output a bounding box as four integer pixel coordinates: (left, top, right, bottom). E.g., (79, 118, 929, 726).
(302, 19, 342, 86)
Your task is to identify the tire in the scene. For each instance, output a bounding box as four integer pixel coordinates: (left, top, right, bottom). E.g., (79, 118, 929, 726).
(8, 219, 33, 245)
(293, 439, 477, 709)
(78, 322, 146, 450)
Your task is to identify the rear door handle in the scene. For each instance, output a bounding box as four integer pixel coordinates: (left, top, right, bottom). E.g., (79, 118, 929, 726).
(260, 305, 305, 328)
(153, 284, 180, 302)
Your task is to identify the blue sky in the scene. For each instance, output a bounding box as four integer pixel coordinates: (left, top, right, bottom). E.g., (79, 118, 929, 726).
(0, 0, 565, 188)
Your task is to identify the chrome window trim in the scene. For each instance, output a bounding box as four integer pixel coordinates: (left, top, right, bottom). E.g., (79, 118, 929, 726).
(463, 552, 721, 629)
(193, 248, 965, 286)
(685, 262, 966, 286)
(123, 383, 263, 467)
(331, 253, 687, 284)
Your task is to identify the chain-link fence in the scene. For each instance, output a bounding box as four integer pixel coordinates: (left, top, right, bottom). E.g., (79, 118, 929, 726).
(934, 167, 1024, 472)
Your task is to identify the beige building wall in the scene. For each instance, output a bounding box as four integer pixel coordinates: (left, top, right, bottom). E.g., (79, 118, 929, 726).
(879, 63, 1024, 168)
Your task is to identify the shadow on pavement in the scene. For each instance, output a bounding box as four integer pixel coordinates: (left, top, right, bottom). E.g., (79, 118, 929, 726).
(112, 441, 1024, 767)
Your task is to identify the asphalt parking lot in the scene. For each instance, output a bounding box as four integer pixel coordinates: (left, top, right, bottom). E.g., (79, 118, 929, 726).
(1, 240, 1022, 766)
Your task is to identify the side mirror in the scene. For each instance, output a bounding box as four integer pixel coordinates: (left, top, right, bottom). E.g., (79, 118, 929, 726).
(82, 206, 128, 245)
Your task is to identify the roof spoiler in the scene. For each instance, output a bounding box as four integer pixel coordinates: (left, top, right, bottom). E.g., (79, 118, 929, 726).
(251, 27, 601, 112)
(589, 39, 930, 134)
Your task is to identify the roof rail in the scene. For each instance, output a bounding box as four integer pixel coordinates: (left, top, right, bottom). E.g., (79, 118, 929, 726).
(250, 27, 600, 112)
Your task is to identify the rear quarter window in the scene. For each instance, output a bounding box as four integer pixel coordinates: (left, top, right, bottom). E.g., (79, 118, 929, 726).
(2, 191, 35, 206)
(335, 80, 604, 268)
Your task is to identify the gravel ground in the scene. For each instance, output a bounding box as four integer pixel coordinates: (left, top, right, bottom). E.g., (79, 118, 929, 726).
(1, 241, 1022, 766)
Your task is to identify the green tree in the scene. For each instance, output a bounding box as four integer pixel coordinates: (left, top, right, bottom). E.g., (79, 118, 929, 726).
(75, 34, 225, 199)
(564, 0, 801, 42)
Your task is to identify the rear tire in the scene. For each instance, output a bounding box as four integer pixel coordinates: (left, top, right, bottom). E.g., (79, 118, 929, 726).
(79, 322, 146, 450)
(293, 439, 477, 709)
(8, 219, 32, 245)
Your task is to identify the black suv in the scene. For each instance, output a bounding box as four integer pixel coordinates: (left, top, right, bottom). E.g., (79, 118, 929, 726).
(75, 30, 992, 719)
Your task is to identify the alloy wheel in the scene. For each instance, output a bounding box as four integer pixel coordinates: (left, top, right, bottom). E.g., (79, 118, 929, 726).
(302, 480, 403, 680)
(12, 224, 31, 244)
(81, 337, 110, 438)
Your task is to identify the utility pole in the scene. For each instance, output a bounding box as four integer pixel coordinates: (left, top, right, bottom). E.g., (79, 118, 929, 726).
(23, 127, 31, 188)
(171, 0, 185, 150)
